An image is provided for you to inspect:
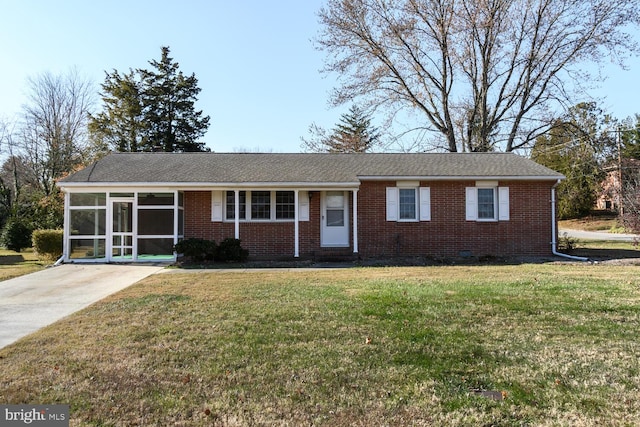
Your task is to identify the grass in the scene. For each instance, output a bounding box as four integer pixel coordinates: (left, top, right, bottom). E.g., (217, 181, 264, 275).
(1, 265, 639, 426)
(559, 213, 622, 233)
(0, 248, 47, 281)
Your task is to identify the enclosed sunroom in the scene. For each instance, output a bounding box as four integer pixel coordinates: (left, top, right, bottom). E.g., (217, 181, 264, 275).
(63, 189, 183, 262)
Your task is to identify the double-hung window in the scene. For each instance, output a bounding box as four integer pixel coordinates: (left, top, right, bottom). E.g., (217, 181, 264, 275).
(275, 191, 295, 220)
(251, 191, 271, 220)
(466, 183, 509, 221)
(399, 188, 418, 220)
(226, 191, 247, 220)
(386, 184, 431, 222)
(477, 188, 496, 220)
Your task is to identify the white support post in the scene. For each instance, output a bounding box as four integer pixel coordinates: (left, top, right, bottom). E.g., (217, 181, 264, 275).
(294, 190, 300, 257)
(353, 189, 359, 253)
(234, 190, 240, 239)
(173, 190, 179, 261)
(63, 191, 70, 262)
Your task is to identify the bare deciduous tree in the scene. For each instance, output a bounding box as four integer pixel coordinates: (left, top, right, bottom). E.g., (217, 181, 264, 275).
(317, 0, 640, 152)
(20, 69, 94, 196)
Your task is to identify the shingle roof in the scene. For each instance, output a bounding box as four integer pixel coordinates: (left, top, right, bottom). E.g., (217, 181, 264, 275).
(59, 152, 564, 186)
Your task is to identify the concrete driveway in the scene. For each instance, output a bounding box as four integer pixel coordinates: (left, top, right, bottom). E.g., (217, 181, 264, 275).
(0, 264, 165, 349)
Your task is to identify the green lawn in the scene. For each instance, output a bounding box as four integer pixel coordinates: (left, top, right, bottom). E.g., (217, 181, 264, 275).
(0, 249, 46, 281)
(1, 265, 639, 426)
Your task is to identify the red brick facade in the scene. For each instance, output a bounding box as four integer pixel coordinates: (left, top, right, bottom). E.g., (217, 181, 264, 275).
(184, 180, 556, 260)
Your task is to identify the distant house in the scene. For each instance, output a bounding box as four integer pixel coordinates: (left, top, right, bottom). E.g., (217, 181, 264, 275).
(596, 159, 640, 212)
(57, 152, 564, 263)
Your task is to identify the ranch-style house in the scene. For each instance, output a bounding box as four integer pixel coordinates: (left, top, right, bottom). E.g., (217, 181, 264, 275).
(57, 152, 565, 263)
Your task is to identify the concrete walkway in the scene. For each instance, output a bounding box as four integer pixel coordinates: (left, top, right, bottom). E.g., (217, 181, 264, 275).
(0, 264, 165, 349)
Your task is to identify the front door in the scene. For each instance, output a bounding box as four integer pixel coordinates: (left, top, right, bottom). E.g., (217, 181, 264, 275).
(110, 199, 134, 261)
(321, 191, 349, 247)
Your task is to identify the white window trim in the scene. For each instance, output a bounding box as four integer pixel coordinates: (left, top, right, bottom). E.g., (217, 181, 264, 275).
(386, 186, 431, 222)
(466, 186, 509, 222)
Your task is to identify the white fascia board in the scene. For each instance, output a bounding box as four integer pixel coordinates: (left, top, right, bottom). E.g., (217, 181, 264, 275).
(58, 181, 362, 191)
(357, 175, 565, 181)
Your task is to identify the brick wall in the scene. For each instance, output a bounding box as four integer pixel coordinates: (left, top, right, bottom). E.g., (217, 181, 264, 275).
(184, 182, 556, 260)
(356, 181, 554, 258)
(184, 191, 320, 259)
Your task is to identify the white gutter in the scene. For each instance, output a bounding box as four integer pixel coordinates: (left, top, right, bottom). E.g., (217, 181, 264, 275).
(358, 175, 563, 181)
(57, 182, 362, 190)
(551, 180, 590, 262)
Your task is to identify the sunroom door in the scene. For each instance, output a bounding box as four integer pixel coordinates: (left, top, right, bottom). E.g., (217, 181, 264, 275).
(110, 199, 134, 261)
(321, 191, 349, 247)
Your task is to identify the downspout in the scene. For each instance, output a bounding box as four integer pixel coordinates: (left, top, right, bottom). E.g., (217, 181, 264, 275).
(551, 180, 590, 262)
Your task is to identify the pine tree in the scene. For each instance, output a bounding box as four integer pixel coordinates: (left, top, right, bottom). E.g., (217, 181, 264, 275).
(301, 105, 380, 153)
(89, 47, 210, 153)
(139, 47, 210, 152)
(89, 70, 144, 152)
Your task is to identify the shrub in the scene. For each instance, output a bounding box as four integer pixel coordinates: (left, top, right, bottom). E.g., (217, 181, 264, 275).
(174, 238, 216, 262)
(557, 232, 576, 253)
(1, 218, 32, 252)
(216, 238, 249, 262)
(32, 229, 64, 260)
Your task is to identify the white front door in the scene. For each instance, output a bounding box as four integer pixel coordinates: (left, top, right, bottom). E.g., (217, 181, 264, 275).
(321, 191, 349, 247)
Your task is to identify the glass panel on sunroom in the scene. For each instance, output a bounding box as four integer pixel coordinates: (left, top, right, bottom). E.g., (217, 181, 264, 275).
(138, 192, 174, 206)
(69, 239, 106, 259)
(70, 209, 106, 235)
(137, 238, 175, 260)
(138, 209, 174, 235)
(70, 193, 106, 206)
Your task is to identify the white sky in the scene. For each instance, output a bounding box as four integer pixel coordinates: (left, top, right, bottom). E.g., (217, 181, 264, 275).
(1, 0, 639, 153)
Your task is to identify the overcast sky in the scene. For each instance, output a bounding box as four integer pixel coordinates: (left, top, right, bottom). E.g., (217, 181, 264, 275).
(1, 0, 639, 153)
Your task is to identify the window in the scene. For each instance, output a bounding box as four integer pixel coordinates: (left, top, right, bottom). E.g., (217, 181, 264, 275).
(466, 185, 509, 221)
(226, 191, 247, 220)
(251, 191, 271, 220)
(477, 188, 495, 219)
(386, 186, 430, 222)
(399, 188, 417, 220)
(276, 191, 295, 219)
(215, 190, 308, 222)
(325, 191, 345, 226)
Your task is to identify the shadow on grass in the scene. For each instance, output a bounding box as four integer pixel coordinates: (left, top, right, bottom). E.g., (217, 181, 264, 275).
(569, 247, 640, 261)
(0, 254, 26, 265)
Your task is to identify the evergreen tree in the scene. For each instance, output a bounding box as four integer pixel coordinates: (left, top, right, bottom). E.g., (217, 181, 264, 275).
(302, 105, 380, 153)
(89, 47, 210, 153)
(89, 70, 144, 152)
(531, 103, 606, 219)
(139, 47, 210, 152)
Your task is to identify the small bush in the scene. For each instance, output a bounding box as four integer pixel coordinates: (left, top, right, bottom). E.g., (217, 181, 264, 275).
(174, 238, 216, 262)
(557, 232, 576, 253)
(216, 238, 249, 263)
(32, 229, 64, 260)
(1, 218, 32, 252)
